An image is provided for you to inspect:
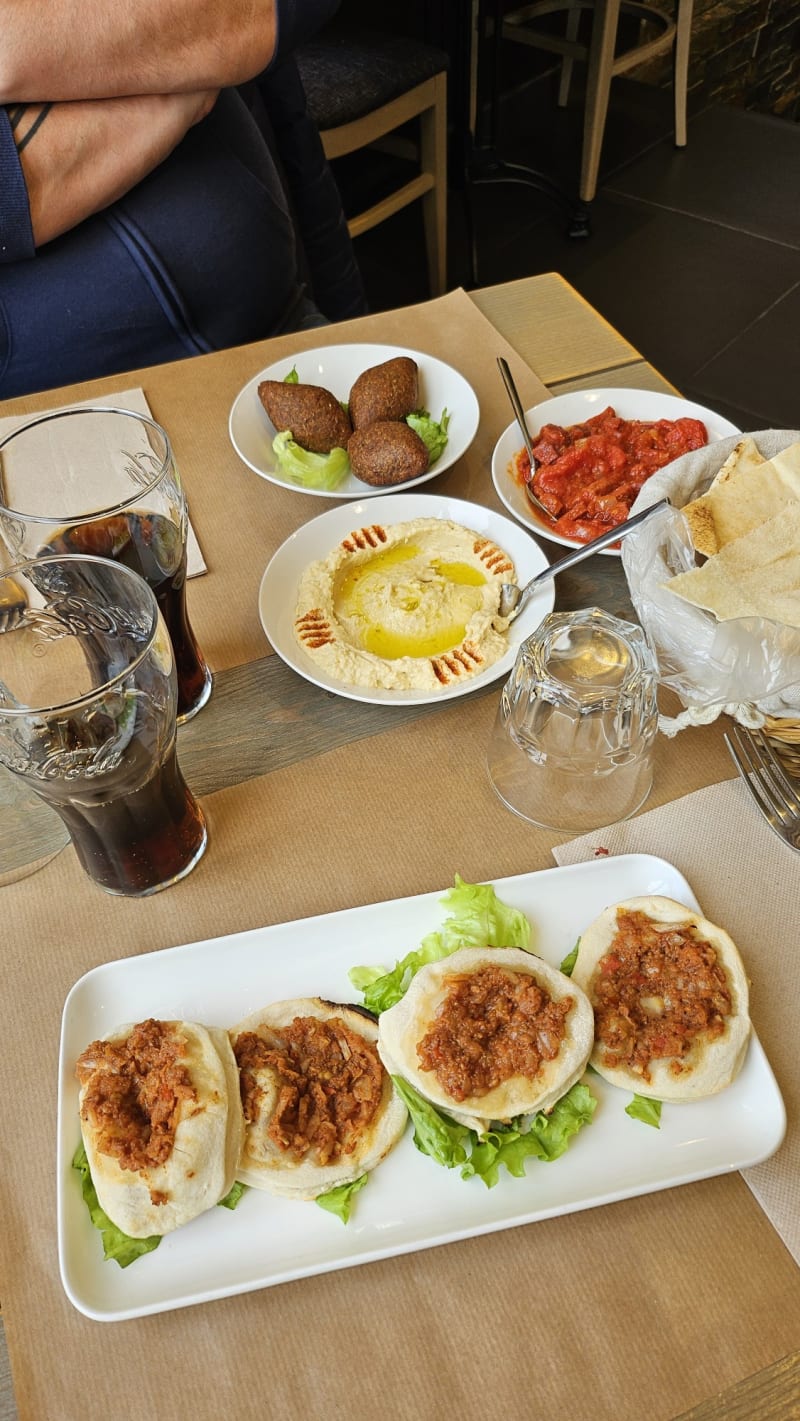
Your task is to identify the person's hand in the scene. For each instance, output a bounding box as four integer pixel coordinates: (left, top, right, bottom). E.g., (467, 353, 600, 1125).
(18, 90, 222, 246)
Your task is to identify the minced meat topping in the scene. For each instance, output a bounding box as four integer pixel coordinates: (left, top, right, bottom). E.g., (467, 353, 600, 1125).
(233, 1016, 385, 1167)
(416, 964, 573, 1101)
(591, 909, 732, 1082)
(76, 1019, 196, 1174)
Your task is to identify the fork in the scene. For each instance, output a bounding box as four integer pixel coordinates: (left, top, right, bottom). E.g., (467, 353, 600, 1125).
(724, 724, 800, 852)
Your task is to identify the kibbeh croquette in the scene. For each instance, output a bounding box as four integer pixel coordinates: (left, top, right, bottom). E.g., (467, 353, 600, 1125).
(348, 356, 419, 430)
(258, 379, 353, 454)
(348, 420, 430, 487)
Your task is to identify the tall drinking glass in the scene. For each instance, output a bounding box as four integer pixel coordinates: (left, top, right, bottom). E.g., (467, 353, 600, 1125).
(0, 554, 207, 896)
(0, 407, 211, 722)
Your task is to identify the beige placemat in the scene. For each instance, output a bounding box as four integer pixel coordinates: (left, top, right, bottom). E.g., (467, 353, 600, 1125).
(553, 777, 800, 1264)
(0, 387, 207, 577)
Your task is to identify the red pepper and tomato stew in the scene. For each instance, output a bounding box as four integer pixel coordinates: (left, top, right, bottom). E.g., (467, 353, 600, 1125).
(511, 406, 708, 543)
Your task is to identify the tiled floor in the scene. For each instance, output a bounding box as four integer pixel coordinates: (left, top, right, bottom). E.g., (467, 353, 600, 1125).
(341, 72, 800, 433)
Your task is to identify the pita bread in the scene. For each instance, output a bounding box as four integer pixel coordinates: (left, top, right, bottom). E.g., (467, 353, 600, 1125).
(230, 998, 407, 1199)
(77, 1020, 244, 1238)
(666, 501, 800, 628)
(681, 437, 800, 557)
(571, 897, 751, 1102)
(377, 947, 594, 1131)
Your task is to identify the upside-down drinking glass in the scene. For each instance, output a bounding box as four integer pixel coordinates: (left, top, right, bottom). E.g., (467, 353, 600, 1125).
(487, 606, 659, 833)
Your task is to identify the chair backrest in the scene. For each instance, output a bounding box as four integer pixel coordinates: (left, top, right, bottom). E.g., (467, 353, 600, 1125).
(296, 25, 450, 296)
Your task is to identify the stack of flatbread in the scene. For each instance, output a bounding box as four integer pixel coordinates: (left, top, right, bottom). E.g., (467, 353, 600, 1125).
(667, 437, 800, 629)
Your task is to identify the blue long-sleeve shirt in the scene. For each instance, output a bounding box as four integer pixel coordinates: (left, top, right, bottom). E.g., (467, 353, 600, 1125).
(0, 0, 366, 399)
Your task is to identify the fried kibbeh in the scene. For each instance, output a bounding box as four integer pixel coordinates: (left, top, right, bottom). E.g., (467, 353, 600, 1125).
(258, 379, 352, 454)
(348, 420, 430, 487)
(348, 356, 419, 430)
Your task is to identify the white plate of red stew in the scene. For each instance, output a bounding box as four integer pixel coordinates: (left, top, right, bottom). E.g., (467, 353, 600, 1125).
(57, 854, 784, 1321)
(491, 388, 741, 554)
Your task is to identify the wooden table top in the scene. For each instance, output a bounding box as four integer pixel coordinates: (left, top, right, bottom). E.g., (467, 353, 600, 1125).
(1, 275, 797, 1421)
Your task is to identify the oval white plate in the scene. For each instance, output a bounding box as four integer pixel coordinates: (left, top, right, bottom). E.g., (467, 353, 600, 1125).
(491, 388, 741, 556)
(258, 493, 554, 706)
(229, 343, 480, 499)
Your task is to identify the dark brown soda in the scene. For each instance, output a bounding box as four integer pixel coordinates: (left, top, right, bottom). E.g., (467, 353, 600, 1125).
(47, 513, 210, 719)
(53, 740, 206, 894)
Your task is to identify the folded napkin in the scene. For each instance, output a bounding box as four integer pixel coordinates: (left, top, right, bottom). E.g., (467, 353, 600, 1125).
(553, 778, 800, 1264)
(0, 386, 207, 576)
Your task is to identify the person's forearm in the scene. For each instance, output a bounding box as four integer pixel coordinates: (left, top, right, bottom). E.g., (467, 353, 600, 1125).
(0, 0, 277, 102)
(12, 93, 218, 246)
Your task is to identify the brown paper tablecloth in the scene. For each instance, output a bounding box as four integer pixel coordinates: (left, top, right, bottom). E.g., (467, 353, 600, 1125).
(3, 696, 800, 1421)
(553, 777, 800, 1264)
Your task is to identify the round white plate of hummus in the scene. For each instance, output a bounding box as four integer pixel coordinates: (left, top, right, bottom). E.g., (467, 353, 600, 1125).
(492, 388, 741, 555)
(258, 493, 555, 705)
(229, 343, 480, 498)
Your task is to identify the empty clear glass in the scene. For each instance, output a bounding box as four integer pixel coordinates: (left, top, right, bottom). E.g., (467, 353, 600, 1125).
(487, 607, 659, 833)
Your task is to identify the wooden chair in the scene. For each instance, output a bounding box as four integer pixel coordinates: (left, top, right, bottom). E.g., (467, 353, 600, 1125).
(296, 26, 449, 297)
(501, 0, 695, 202)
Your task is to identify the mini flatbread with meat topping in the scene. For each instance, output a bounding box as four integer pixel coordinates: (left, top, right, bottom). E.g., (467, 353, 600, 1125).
(571, 896, 751, 1102)
(377, 947, 594, 1132)
(76, 1020, 244, 1238)
(229, 998, 408, 1199)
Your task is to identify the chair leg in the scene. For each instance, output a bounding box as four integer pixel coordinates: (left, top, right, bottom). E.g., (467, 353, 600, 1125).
(558, 1, 581, 108)
(580, 0, 622, 203)
(420, 72, 448, 297)
(674, 0, 694, 146)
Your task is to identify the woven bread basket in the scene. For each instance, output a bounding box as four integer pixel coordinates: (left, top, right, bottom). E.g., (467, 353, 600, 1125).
(622, 428, 800, 762)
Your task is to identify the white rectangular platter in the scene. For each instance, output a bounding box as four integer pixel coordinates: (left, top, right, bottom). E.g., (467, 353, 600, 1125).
(58, 853, 785, 1322)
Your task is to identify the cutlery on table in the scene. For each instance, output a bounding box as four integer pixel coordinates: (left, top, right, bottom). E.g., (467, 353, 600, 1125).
(498, 497, 671, 620)
(724, 724, 800, 852)
(496, 356, 555, 524)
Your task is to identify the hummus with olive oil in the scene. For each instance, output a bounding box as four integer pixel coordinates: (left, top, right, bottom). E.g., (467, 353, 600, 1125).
(293, 517, 515, 690)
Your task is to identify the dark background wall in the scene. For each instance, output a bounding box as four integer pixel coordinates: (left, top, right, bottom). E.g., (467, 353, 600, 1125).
(633, 0, 800, 120)
(339, 0, 800, 122)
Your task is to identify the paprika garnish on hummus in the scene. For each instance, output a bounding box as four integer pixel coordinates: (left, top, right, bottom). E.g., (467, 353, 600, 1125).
(571, 896, 751, 1102)
(511, 406, 708, 543)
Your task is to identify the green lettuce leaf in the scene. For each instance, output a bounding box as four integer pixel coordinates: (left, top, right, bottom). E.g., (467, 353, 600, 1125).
(461, 1082, 598, 1187)
(393, 1077, 595, 1187)
(625, 1094, 662, 1128)
(316, 1174, 368, 1223)
(272, 429, 350, 490)
(391, 1077, 470, 1169)
(349, 875, 533, 1013)
(283, 367, 299, 384)
(217, 1180, 248, 1210)
(560, 939, 579, 976)
(72, 1143, 161, 1268)
(406, 408, 450, 465)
